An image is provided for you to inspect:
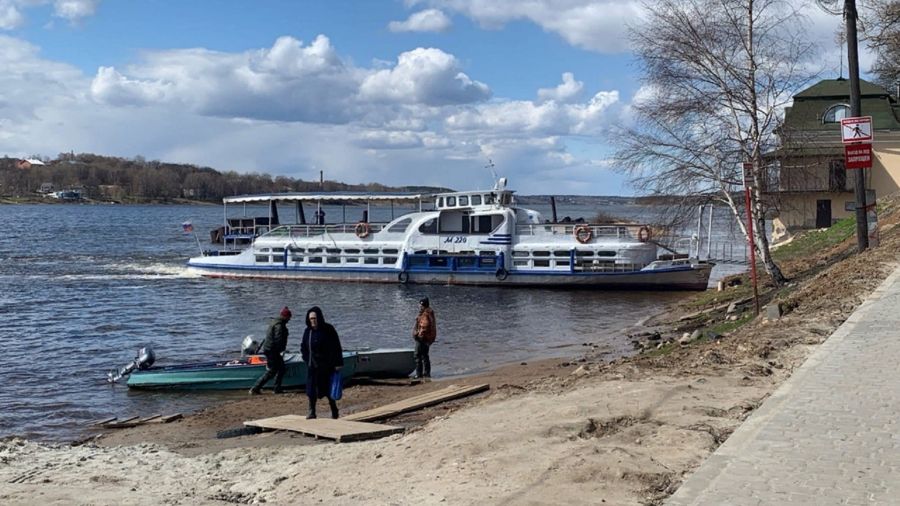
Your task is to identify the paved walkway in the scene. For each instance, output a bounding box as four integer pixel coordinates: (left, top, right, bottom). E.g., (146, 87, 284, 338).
(668, 264, 900, 506)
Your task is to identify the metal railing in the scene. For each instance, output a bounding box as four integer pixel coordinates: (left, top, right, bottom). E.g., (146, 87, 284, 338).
(515, 223, 644, 240)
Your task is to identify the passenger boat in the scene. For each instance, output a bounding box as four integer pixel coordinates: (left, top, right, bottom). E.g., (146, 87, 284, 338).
(125, 352, 358, 391)
(187, 179, 712, 290)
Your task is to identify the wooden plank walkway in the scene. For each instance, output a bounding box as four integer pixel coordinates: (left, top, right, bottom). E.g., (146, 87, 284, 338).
(244, 415, 404, 442)
(92, 413, 183, 429)
(344, 383, 490, 423)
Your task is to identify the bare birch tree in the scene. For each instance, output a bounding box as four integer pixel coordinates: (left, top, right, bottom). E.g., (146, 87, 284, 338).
(615, 0, 819, 286)
(860, 0, 900, 89)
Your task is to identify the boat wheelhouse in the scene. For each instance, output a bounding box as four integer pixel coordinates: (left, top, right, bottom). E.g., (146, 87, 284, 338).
(187, 180, 713, 289)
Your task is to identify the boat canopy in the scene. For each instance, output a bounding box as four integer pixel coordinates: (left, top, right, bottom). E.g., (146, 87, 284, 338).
(223, 192, 432, 204)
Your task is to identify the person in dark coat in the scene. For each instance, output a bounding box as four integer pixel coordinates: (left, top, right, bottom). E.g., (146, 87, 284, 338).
(300, 306, 344, 419)
(412, 297, 437, 380)
(249, 306, 292, 395)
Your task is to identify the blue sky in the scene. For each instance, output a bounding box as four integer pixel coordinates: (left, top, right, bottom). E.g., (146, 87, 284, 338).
(0, 1, 852, 194)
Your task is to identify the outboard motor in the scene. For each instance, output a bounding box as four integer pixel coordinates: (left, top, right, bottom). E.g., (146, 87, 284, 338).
(241, 335, 260, 357)
(107, 347, 156, 383)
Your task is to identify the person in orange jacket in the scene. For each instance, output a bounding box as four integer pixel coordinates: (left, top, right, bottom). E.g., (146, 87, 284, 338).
(413, 297, 437, 380)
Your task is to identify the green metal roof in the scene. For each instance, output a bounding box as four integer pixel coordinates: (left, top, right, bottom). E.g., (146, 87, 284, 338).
(793, 78, 891, 99)
(784, 78, 900, 132)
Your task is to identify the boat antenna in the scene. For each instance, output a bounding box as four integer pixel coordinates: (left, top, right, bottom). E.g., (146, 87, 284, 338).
(485, 159, 499, 189)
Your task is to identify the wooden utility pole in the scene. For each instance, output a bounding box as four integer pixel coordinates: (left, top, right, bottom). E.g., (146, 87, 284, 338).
(846, 0, 869, 252)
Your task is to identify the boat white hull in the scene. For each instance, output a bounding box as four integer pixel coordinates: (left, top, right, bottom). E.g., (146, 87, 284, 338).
(186, 263, 713, 290)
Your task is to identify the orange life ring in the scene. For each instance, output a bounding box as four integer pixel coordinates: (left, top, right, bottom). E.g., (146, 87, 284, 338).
(574, 225, 592, 244)
(354, 222, 371, 238)
(638, 226, 651, 242)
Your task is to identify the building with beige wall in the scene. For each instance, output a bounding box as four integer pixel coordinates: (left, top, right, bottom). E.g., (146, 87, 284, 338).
(767, 78, 900, 236)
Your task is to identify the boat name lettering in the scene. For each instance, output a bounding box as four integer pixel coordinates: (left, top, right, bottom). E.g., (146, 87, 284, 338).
(443, 236, 468, 244)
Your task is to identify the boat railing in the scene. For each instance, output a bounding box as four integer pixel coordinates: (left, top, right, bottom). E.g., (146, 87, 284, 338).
(515, 223, 647, 240)
(262, 223, 389, 238)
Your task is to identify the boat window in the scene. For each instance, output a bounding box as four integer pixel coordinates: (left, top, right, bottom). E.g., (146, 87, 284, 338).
(459, 196, 469, 206)
(363, 248, 379, 254)
(439, 211, 469, 233)
(345, 257, 359, 263)
(458, 257, 477, 268)
(597, 251, 616, 257)
(485, 193, 496, 204)
(533, 251, 551, 257)
(414, 249, 428, 254)
(326, 257, 341, 264)
(255, 255, 270, 263)
(555, 260, 570, 267)
(308, 257, 322, 263)
(429, 257, 449, 267)
(436, 250, 449, 254)
(364, 257, 379, 264)
(471, 214, 504, 234)
(272, 247, 285, 253)
(447, 196, 456, 207)
(479, 250, 496, 256)
(308, 247, 323, 253)
(534, 259, 550, 267)
(326, 248, 341, 254)
(418, 218, 438, 234)
(480, 257, 497, 267)
(553, 250, 570, 257)
(291, 255, 305, 263)
(575, 250, 594, 257)
(383, 248, 399, 255)
(344, 248, 360, 254)
(437, 197, 444, 208)
(384, 256, 398, 264)
(460, 250, 475, 255)
(258, 248, 270, 253)
(471, 195, 482, 205)
(512, 250, 529, 257)
(499, 193, 512, 205)
(513, 260, 528, 267)
(387, 217, 412, 233)
(290, 247, 305, 253)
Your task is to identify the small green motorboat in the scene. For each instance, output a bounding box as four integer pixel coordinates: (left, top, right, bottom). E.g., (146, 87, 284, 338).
(125, 352, 358, 391)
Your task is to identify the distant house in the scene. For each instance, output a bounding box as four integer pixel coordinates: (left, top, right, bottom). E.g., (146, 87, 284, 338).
(39, 182, 55, 194)
(98, 185, 125, 200)
(766, 78, 900, 234)
(16, 159, 46, 170)
(52, 189, 84, 201)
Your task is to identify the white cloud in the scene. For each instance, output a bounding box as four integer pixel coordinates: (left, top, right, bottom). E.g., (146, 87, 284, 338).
(2, 32, 625, 195)
(0, 0, 99, 29)
(360, 47, 490, 106)
(537, 72, 583, 103)
(446, 90, 619, 136)
(53, 0, 98, 21)
(0, 1, 24, 29)
(389, 8, 452, 33)
(413, 0, 641, 53)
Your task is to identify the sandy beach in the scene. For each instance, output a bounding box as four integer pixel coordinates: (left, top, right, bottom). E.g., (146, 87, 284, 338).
(2, 202, 898, 505)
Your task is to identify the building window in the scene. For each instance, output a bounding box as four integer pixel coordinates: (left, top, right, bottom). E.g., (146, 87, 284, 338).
(822, 104, 850, 124)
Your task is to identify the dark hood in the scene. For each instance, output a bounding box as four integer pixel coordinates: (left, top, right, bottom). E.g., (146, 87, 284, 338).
(305, 306, 326, 328)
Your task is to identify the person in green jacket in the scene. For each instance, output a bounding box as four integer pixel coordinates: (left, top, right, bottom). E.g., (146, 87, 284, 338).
(249, 306, 292, 395)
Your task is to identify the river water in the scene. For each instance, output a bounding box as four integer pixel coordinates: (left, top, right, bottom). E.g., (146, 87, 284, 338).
(0, 202, 744, 441)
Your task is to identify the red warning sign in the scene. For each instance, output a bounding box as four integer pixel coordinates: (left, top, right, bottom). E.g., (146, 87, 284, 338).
(844, 143, 872, 170)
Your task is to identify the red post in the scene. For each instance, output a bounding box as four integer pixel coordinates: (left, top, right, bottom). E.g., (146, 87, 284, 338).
(744, 187, 760, 316)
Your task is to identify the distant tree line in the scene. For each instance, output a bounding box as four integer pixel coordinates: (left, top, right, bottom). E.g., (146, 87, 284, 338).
(0, 153, 445, 201)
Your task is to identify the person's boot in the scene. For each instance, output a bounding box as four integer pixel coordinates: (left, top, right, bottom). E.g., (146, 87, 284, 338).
(306, 398, 317, 419)
(329, 399, 339, 419)
(248, 387, 261, 395)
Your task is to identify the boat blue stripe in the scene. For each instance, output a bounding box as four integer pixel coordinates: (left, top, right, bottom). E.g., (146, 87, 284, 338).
(188, 262, 700, 276)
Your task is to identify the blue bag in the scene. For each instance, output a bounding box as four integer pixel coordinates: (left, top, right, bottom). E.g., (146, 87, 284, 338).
(329, 370, 343, 400)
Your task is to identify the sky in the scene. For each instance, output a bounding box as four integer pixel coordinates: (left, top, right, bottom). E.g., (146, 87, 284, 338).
(0, 0, 866, 195)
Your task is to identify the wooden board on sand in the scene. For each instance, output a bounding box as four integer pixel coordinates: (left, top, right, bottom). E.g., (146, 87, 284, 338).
(244, 415, 404, 442)
(344, 383, 490, 423)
